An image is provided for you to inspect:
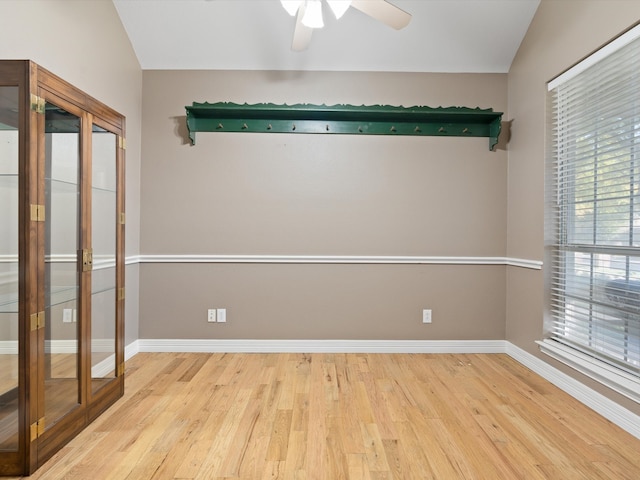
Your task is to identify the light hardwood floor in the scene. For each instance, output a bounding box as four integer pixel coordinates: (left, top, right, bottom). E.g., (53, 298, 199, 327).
(12, 352, 640, 479)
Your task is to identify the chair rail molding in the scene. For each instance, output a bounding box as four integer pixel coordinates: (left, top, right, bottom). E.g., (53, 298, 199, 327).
(130, 254, 543, 270)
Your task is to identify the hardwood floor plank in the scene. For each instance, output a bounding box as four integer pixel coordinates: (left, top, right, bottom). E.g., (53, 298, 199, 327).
(360, 423, 390, 473)
(290, 392, 309, 434)
(282, 430, 306, 479)
(391, 419, 437, 479)
(325, 415, 350, 479)
(172, 408, 227, 479)
(12, 352, 640, 480)
(346, 453, 372, 480)
(177, 355, 209, 383)
(331, 386, 364, 456)
(219, 399, 263, 477)
(303, 355, 327, 478)
(265, 409, 293, 462)
(193, 388, 253, 479)
(593, 458, 640, 480)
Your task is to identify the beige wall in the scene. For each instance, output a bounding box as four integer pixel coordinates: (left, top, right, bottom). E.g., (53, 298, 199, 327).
(0, 0, 143, 344)
(3, 0, 635, 419)
(507, 0, 640, 414)
(139, 70, 508, 340)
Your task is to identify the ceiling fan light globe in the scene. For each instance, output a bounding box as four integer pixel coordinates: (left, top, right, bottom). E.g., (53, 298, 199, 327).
(302, 0, 324, 28)
(280, 0, 303, 16)
(327, 0, 351, 19)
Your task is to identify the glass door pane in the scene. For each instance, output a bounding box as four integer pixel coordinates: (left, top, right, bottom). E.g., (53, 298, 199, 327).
(44, 102, 80, 426)
(91, 125, 117, 392)
(0, 86, 19, 451)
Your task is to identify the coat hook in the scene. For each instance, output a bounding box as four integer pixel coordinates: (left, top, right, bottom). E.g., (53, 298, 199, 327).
(462, 127, 470, 133)
(267, 124, 272, 130)
(390, 126, 397, 132)
(326, 124, 330, 131)
(242, 123, 248, 130)
(292, 124, 296, 131)
(217, 123, 224, 129)
(438, 127, 446, 133)
(414, 126, 422, 133)
(358, 126, 363, 132)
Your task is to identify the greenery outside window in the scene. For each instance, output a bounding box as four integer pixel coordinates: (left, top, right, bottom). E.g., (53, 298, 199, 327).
(542, 25, 640, 402)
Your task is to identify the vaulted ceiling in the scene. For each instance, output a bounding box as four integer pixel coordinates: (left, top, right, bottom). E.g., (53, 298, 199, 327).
(113, 0, 540, 73)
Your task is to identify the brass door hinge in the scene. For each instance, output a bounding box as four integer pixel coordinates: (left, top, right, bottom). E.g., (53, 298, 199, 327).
(117, 287, 125, 301)
(30, 94, 45, 114)
(119, 212, 126, 225)
(30, 204, 45, 222)
(30, 418, 45, 441)
(117, 362, 125, 377)
(118, 136, 126, 150)
(81, 248, 93, 272)
(30, 311, 45, 331)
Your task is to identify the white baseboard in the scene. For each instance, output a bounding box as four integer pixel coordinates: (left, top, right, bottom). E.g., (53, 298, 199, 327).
(0, 341, 18, 355)
(91, 354, 115, 377)
(125, 340, 140, 361)
(92, 340, 140, 376)
(136, 338, 507, 354)
(0, 340, 112, 354)
(537, 339, 640, 404)
(505, 342, 640, 439)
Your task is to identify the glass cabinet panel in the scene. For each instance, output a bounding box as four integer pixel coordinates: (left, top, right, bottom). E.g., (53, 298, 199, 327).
(91, 125, 117, 392)
(43, 102, 80, 427)
(0, 86, 19, 452)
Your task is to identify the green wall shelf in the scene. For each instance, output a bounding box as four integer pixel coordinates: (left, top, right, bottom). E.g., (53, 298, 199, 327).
(185, 102, 503, 150)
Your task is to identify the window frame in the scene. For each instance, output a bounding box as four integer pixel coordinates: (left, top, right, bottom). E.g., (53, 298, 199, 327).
(541, 24, 640, 403)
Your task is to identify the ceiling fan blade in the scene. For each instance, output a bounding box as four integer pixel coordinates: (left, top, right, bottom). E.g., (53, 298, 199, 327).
(351, 0, 412, 30)
(292, 4, 313, 51)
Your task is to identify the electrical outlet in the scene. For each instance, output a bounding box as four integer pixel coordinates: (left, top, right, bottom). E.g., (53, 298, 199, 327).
(217, 308, 226, 323)
(207, 309, 217, 322)
(422, 309, 432, 324)
(63, 309, 73, 323)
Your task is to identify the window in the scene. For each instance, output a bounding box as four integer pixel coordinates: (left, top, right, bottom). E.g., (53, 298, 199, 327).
(542, 25, 640, 402)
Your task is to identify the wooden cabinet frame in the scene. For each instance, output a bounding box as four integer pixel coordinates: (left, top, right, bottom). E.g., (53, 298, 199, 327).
(0, 60, 125, 475)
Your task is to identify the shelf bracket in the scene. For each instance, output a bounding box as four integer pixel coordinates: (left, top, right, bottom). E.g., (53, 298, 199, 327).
(185, 102, 503, 150)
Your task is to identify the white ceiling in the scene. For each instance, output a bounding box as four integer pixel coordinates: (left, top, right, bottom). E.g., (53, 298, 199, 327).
(113, 0, 540, 73)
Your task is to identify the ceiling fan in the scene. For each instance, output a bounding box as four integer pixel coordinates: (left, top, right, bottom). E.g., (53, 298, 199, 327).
(280, 0, 412, 51)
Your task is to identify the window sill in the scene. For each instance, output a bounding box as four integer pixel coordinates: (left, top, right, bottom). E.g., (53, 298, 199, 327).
(537, 339, 640, 404)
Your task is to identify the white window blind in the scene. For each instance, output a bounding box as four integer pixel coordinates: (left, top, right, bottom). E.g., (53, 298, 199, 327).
(545, 25, 640, 399)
